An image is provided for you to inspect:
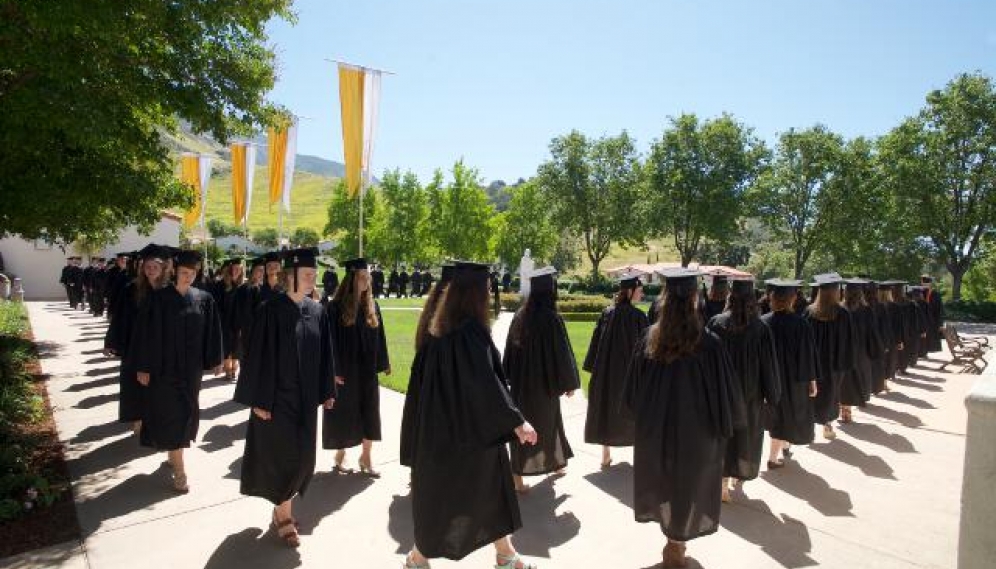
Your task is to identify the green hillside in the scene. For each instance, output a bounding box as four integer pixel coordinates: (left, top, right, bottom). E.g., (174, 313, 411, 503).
(201, 167, 336, 234)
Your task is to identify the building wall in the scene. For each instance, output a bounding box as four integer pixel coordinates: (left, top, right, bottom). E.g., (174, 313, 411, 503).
(0, 215, 181, 300)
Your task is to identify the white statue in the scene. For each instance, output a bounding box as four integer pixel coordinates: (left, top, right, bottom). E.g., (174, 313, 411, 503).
(519, 249, 535, 299)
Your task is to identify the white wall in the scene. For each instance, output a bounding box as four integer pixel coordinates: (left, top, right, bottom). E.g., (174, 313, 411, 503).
(0, 215, 181, 300)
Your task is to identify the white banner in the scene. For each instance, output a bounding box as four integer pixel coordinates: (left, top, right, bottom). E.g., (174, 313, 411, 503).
(282, 118, 298, 213)
(197, 154, 213, 226)
(362, 70, 382, 189)
(243, 144, 257, 224)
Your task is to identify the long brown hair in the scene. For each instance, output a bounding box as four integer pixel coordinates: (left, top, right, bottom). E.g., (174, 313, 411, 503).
(878, 288, 893, 304)
(864, 286, 878, 307)
(223, 263, 245, 291)
(807, 287, 841, 321)
(842, 286, 866, 311)
(333, 270, 379, 328)
(429, 271, 490, 338)
(415, 282, 448, 350)
(133, 261, 166, 304)
(646, 289, 702, 363)
(725, 284, 757, 331)
(769, 288, 797, 313)
(509, 276, 557, 347)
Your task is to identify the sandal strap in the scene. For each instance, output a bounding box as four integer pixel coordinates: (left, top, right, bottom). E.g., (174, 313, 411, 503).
(404, 553, 431, 569)
(496, 553, 536, 569)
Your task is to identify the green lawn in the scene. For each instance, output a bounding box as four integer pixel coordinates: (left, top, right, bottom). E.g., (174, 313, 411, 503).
(565, 321, 596, 393)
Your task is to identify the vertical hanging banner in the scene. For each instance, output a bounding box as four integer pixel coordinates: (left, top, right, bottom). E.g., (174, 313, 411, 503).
(338, 64, 366, 197)
(180, 153, 202, 229)
(268, 124, 288, 208)
(282, 118, 298, 213)
(362, 70, 382, 188)
(197, 154, 213, 227)
(231, 143, 258, 225)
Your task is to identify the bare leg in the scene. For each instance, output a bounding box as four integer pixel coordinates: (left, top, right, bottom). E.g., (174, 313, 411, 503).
(514, 474, 529, 493)
(406, 546, 429, 567)
(663, 538, 687, 567)
(601, 445, 612, 467)
(359, 439, 380, 477)
(721, 477, 731, 502)
(168, 449, 188, 492)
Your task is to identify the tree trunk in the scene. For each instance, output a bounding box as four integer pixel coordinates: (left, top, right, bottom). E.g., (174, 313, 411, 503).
(949, 265, 965, 302)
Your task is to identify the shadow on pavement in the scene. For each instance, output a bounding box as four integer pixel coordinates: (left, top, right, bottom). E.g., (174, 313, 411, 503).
(898, 371, 946, 384)
(582, 462, 634, 509)
(876, 391, 936, 410)
(85, 365, 119, 377)
(292, 472, 375, 535)
(76, 467, 184, 536)
(862, 403, 925, 428)
(199, 421, 248, 453)
(67, 435, 154, 479)
(513, 474, 581, 558)
(202, 399, 246, 421)
(203, 527, 302, 569)
(66, 374, 118, 392)
(388, 492, 413, 554)
(75, 392, 118, 409)
(808, 440, 896, 479)
(721, 490, 816, 569)
(837, 422, 917, 453)
(69, 420, 132, 445)
(889, 376, 943, 392)
(761, 462, 853, 517)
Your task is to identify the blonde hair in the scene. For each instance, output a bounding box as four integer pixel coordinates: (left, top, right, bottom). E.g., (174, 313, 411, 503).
(333, 270, 379, 328)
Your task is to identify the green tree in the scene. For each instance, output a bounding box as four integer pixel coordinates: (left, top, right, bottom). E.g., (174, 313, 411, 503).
(879, 73, 996, 300)
(253, 228, 279, 249)
(324, 179, 379, 259)
(537, 131, 645, 279)
(0, 1, 292, 244)
(750, 125, 847, 279)
(646, 114, 767, 267)
(426, 161, 495, 260)
(371, 169, 431, 265)
(290, 226, 320, 248)
(494, 181, 559, 267)
(207, 219, 243, 238)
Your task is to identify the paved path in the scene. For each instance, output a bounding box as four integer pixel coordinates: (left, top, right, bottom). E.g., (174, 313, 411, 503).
(1, 301, 990, 568)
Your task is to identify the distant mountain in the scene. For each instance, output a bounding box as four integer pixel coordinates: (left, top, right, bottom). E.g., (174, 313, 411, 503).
(167, 121, 347, 179)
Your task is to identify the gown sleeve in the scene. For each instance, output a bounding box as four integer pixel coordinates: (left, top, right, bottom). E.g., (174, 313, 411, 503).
(452, 325, 525, 449)
(134, 291, 163, 376)
(249, 306, 280, 412)
(202, 295, 224, 370)
(318, 308, 336, 405)
(375, 303, 391, 374)
(758, 321, 783, 405)
(549, 312, 582, 393)
(582, 308, 608, 372)
(703, 334, 746, 436)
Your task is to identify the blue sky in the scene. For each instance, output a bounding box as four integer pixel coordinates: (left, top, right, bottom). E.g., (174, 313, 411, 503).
(266, 0, 996, 184)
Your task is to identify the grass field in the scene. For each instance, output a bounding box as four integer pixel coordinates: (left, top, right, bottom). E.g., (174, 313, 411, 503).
(200, 167, 336, 234)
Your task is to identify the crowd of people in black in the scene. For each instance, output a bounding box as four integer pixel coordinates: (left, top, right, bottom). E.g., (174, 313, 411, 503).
(60, 247, 946, 568)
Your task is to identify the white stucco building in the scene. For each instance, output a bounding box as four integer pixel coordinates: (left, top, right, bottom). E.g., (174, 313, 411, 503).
(0, 212, 182, 300)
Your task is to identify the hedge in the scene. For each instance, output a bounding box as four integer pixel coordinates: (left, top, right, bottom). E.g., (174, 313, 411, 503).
(945, 300, 996, 323)
(500, 293, 611, 314)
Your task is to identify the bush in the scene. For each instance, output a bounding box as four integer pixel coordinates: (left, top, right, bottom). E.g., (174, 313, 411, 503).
(945, 300, 996, 323)
(500, 293, 610, 314)
(561, 312, 602, 322)
(0, 302, 64, 522)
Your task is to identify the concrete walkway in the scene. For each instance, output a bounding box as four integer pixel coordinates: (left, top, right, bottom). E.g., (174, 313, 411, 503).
(1, 301, 990, 568)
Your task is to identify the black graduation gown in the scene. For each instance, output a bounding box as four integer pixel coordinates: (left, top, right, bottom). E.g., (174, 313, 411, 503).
(104, 266, 122, 319)
(840, 305, 883, 406)
(761, 311, 818, 444)
(240, 295, 336, 505)
(583, 302, 648, 446)
(706, 314, 781, 481)
(209, 282, 240, 358)
(503, 307, 581, 476)
(133, 286, 223, 450)
(104, 281, 146, 422)
(925, 290, 944, 353)
(869, 302, 895, 394)
(886, 302, 909, 377)
(400, 344, 430, 468)
(322, 269, 339, 296)
(60, 265, 72, 305)
(804, 306, 854, 424)
(322, 302, 390, 449)
(915, 300, 931, 358)
(624, 331, 744, 542)
(703, 299, 726, 321)
(898, 300, 924, 369)
(410, 319, 525, 560)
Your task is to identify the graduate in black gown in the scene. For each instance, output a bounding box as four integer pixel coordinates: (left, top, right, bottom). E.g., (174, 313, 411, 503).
(104, 244, 168, 433)
(838, 279, 883, 422)
(761, 279, 818, 468)
(403, 261, 538, 569)
(239, 247, 336, 548)
(133, 250, 223, 493)
(232, 256, 265, 359)
(400, 264, 454, 470)
(372, 264, 385, 298)
(503, 266, 580, 492)
(411, 269, 422, 299)
(624, 267, 744, 568)
(210, 258, 245, 381)
(866, 282, 896, 395)
(911, 287, 931, 359)
(321, 263, 339, 304)
(920, 276, 944, 354)
(892, 283, 921, 372)
(706, 279, 781, 502)
(703, 274, 729, 321)
(105, 252, 130, 320)
(322, 258, 391, 476)
(583, 271, 648, 467)
(803, 273, 855, 441)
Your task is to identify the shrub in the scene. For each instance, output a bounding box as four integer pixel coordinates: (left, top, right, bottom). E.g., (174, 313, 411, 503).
(500, 293, 611, 314)
(945, 300, 996, 323)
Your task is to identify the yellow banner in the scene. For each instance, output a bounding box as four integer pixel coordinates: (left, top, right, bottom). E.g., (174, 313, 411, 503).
(180, 155, 201, 229)
(268, 126, 288, 206)
(338, 66, 365, 197)
(231, 144, 247, 224)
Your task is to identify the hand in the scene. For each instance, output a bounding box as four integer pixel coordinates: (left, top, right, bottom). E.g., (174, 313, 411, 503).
(252, 407, 272, 421)
(921, 333, 927, 339)
(514, 422, 538, 446)
(809, 381, 818, 398)
(565, 390, 575, 398)
(335, 376, 346, 386)
(323, 398, 335, 410)
(136, 372, 150, 386)
(898, 342, 904, 350)
(384, 367, 392, 376)
(213, 365, 224, 376)
(102, 348, 115, 358)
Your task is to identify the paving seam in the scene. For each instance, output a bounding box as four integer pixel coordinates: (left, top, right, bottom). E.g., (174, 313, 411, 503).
(87, 496, 249, 537)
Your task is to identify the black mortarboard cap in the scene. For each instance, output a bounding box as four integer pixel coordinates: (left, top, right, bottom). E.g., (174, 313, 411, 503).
(810, 272, 844, 288)
(730, 279, 754, 294)
(657, 267, 702, 297)
(766, 278, 803, 291)
(250, 257, 266, 268)
(616, 271, 643, 290)
(440, 263, 456, 284)
(530, 266, 557, 283)
(844, 277, 870, 289)
(138, 244, 169, 261)
(921, 275, 933, 284)
(453, 260, 491, 285)
(344, 258, 368, 271)
(115, 252, 130, 258)
(282, 248, 318, 269)
(263, 251, 283, 264)
(174, 250, 203, 268)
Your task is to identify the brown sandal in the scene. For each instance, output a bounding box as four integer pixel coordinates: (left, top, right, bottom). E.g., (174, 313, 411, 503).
(663, 542, 687, 568)
(275, 518, 300, 548)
